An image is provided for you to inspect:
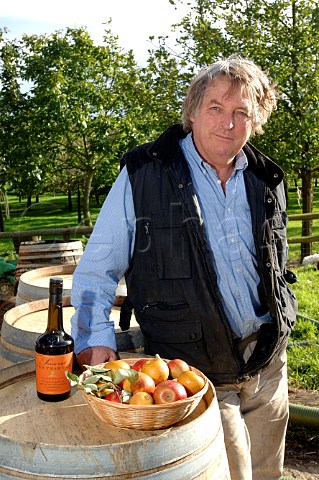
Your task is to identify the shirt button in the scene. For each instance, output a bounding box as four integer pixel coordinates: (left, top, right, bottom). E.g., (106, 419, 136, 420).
(217, 179, 222, 184)
(189, 333, 197, 340)
(178, 184, 183, 189)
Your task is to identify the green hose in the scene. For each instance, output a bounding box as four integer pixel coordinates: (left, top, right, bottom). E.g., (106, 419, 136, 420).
(289, 402, 319, 428)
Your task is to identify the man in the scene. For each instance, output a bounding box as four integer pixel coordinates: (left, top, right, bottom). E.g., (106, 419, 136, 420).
(71, 56, 297, 479)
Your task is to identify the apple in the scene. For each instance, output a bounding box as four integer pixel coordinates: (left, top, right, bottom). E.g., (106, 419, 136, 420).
(141, 356, 170, 385)
(153, 380, 188, 404)
(129, 392, 154, 405)
(168, 359, 190, 379)
(103, 359, 130, 371)
(104, 391, 122, 403)
(132, 358, 150, 372)
(123, 371, 155, 395)
(177, 370, 205, 396)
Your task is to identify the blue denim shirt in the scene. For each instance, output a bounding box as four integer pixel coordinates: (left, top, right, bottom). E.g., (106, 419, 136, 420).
(71, 133, 270, 354)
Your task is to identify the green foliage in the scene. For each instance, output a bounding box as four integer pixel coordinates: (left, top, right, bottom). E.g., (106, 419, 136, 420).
(0, 257, 16, 284)
(287, 268, 319, 390)
(171, 0, 319, 179)
(0, 24, 185, 226)
(2, 2, 319, 235)
(290, 317, 319, 343)
(290, 266, 319, 319)
(287, 343, 319, 390)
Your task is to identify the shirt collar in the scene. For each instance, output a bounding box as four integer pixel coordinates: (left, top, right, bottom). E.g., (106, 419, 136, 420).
(181, 132, 248, 176)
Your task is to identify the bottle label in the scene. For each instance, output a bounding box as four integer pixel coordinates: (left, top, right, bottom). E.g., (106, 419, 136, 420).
(35, 352, 73, 395)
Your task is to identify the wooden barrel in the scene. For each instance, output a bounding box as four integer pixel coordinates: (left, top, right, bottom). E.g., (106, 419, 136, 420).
(16, 264, 75, 305)
(0, 359, 230, 479)
(14, 240, 83, 285)
(15, 265, 127, 306)
(0, 296, 16, 331)
(0, 298, 143, 368)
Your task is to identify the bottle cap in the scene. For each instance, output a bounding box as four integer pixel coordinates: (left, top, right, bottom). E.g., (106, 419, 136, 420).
(50, 277, 63, 285)
(49, 277, 63, 292)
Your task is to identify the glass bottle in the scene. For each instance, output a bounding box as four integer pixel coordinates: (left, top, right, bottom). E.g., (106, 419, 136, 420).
(35, 277, 74, 401)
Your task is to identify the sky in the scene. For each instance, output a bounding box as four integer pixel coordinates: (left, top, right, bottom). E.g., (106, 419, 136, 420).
(0, 0, 192, 66)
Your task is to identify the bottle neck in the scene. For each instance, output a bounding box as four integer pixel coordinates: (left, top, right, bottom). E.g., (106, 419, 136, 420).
(46, 290, 64, 332)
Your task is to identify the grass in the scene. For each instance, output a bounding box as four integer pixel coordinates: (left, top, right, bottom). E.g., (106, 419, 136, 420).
(286, 185, 319, 261)
(289, 266, 319, 319)
(1, 188, 319, 391)
(0, 193, 103, 259)
(288, 265, 319, 391)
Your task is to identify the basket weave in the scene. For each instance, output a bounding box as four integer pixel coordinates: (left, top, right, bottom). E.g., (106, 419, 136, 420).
(81, 358, 209, 430)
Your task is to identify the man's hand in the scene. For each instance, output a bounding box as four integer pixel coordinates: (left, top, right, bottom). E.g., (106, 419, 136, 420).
(76, 346, 119, 370)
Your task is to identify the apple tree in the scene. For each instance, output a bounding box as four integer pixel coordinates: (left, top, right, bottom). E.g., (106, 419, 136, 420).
(6, 25, 142, 226)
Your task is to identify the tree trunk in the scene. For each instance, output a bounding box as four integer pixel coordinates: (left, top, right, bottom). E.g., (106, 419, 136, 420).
(5, 192, 10, 219)
(300, 169, 313, 258)
(284, 182, 288, 208)
(77, 184, 82, 224)
(27, 196, 32, 207)
(83, 172, 94, 227)
(0, 194, 4, 232)
(68, 188, 72, 212)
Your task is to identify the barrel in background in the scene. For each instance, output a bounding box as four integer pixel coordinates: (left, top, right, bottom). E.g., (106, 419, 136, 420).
(15, 264, 127, 306)
(14, 240, 83, 286)
(16, 264, 74, 305)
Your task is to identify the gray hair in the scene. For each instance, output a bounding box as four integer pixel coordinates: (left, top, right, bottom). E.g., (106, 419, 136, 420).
(181, 55, 278, 136)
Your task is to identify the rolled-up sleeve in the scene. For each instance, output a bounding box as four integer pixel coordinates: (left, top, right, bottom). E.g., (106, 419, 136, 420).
(70, 166, 135, 354)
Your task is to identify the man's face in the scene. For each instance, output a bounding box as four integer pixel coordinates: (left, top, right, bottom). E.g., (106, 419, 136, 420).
(189, 76, 253, 168)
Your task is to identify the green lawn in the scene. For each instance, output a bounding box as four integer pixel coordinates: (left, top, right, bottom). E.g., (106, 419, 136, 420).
(0, 193, 104, 259)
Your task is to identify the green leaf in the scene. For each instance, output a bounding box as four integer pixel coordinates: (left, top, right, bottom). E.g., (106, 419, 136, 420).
(82, 383, 98, 393)
(98, 374, 115, 383)
(113, 368, 139, 385)
(96, 382, 113, 392)
(65, 371, 80, 386)
(82, 374, 109, 385)
(83, 364, 107, 374)
(121, 389, 132, 403)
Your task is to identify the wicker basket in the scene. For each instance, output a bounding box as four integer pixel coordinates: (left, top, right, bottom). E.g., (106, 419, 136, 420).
(80, 358, 209, 430)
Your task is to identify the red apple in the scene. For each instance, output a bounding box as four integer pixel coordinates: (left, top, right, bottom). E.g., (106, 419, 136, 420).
(104, 391, 122, 403)
(168, 358, 190, 379)
(123, 372, 156, 395)
(132, 358, 150, 372)
(153, 380, 188, 404)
